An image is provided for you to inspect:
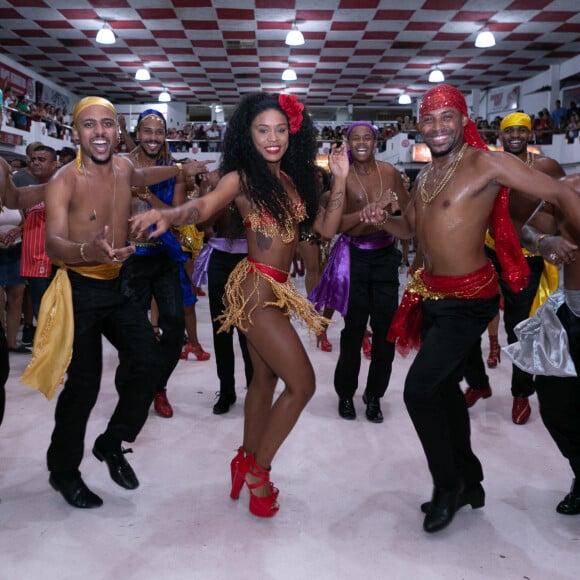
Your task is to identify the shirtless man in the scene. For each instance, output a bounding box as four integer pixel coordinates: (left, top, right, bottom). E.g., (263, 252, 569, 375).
(309, 122, 406, 422)
(464, 112, 566, 425)
(360, 84, 580, 533)
(513, 174, 580, 515)
(20, 97, 203, 509)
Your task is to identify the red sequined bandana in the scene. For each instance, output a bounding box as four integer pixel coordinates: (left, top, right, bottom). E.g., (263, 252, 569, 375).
(420, 84, 467, 117)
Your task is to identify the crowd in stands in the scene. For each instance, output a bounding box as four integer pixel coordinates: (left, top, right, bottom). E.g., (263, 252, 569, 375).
(1, 87, 72, 139)
(1, 83, 579, 153)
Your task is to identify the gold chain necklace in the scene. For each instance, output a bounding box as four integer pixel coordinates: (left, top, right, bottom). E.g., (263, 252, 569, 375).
(354, 160, 383, 205)
(82, 161, 117, 253)
(526, 150, 535, 168)
(420, 143, 468, 206)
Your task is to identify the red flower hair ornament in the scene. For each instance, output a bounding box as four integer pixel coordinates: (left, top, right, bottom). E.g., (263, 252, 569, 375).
(278, 93, 304, 134)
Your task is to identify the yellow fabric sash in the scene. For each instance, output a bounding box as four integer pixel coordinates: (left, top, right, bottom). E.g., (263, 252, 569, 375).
(485, 230, 558, 316)
(20, 263, 121, 400)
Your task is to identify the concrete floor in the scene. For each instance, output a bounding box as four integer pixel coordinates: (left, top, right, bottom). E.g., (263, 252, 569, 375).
(1, 269, 577, 580)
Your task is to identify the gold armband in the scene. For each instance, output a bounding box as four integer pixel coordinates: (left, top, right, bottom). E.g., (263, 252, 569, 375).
(535, 233, 549, 253)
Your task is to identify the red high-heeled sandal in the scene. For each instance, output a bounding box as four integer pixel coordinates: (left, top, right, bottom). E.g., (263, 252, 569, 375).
(486, 334, 501, 368)
(246, 456, 279, 518)
(230, 448, 278, 501)
(230, 447, 247, 500)
(180, 342, 211, 361)
(362, 329, 372, 359)
(316, 331, 332, 352)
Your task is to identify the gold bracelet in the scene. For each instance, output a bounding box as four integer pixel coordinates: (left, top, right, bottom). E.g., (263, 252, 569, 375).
(374, 213, 389, 227)
(535, 233, 548, 253)
(175, 162, 183, 175)
(80, 242, 88, 262)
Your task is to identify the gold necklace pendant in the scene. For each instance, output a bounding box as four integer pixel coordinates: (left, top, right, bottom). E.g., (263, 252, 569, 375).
(354, 160, 383, 206)
(420, 143, 468, 206)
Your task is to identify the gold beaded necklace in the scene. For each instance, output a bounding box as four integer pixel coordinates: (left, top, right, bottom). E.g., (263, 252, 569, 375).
(420, 142, 468, 206)
(353, 160, 383, 205)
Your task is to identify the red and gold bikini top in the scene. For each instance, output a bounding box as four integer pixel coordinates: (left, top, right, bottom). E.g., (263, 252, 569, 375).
(243, 173, 307, 244)
(244, 200, 307, 244)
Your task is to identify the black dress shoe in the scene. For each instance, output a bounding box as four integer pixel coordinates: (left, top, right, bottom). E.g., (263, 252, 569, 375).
(338, 397, 356, 420)
(49, 474, 103, 509)
(213, 391, 237, 415)
(362, 394, 384, 423)
(556, 480, 580, 515)
(421, 482, 485, 514)
(556, 492, 580, 515)
(423, 482, 465, 533)
(92, 444, 139, 490)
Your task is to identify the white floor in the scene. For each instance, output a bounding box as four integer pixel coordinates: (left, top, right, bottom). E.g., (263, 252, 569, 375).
(1, 269, 578, 580)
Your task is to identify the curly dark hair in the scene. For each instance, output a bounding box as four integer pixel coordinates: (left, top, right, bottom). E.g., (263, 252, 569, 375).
(219, 92, 319, 230)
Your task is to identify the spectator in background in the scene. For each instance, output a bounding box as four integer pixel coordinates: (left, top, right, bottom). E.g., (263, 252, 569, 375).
(551, 100, 568, 132)
(534, 109, 553, 145)
(14, 94, 29, 131)
(566, 111, 580, 144)
(19, 145, 60, 346)
(566, 101, 578, 124)
(194, 124, 208, 152)
(9, 159, 26, 172)
(0, 204, 27, 352)
(206, 120, 221, 152)
(57, 147, 76, 166)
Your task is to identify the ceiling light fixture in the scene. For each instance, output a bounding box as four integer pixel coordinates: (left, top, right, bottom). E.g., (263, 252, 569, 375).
(158, 88, 171, 102)
(475, 30, 496, 48)
(281, 66, 297, 81)
(135, 67, 150, 81)
(285, 22, 304, 47)
(428, 66, 445, 83)
(398, 93, 412, 105)
(96, 22, 116, 45)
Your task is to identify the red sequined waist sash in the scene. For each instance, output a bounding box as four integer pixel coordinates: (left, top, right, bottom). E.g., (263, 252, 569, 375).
(387, 261, 499, 356)
(419, 260, 499, 300)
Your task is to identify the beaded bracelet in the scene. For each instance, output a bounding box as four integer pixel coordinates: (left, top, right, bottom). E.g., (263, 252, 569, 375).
(374, 213, 389, 228)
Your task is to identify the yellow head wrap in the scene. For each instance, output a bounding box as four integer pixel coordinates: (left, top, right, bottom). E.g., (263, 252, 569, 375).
(500, 112, 532, 132)
(71, 97, 117, 172)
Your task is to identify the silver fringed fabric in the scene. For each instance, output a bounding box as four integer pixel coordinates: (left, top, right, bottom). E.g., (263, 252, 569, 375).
(503, 289, 577, 378)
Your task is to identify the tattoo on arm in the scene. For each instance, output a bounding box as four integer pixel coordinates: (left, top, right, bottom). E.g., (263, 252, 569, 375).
(183, 206, 200, 224)
(326, 190, 344, 213)
(255, 231, 273, 251)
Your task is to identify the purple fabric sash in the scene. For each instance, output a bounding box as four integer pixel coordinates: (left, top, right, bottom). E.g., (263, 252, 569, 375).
(308, 230, 394, 316)
(192, 237, 248, 287)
